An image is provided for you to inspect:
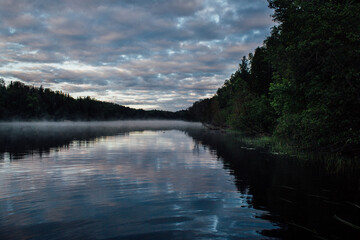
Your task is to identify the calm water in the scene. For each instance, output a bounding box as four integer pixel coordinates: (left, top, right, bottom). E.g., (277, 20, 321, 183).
(0, 121, 359, 239)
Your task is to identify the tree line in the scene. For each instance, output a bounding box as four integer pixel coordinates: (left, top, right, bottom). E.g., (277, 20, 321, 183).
(0, 80, 188, 121)
(188, 0, 360, 154)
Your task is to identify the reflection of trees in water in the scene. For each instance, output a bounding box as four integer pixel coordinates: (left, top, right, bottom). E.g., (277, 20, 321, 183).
(1, 125, 359, 239)
(186, 129, 272, 204)
(0, 122, 201, 161)
(192, 141, 200, 155)
(0, 126, 121, 160)
(185, 129, 360, 240)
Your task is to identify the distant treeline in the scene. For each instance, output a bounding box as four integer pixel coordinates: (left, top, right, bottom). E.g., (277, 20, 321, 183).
(0, 80, 189, 121)
(188, 0, 360, 154)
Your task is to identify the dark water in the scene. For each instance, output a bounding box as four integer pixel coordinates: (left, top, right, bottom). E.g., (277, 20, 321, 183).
(0, 121, 359, 239)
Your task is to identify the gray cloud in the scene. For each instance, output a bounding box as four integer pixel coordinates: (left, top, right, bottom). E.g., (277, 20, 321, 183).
(0, 0, 274, 111)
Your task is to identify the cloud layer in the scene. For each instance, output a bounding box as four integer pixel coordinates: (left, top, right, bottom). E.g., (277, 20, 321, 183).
(0, 0, 274, 111)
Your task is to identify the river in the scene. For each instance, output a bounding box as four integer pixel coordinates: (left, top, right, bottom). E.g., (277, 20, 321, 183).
(0, 121, 359, 239)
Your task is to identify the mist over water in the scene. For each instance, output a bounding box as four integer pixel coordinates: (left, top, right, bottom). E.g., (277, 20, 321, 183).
(0, 120, 203, 160)
(0, 120, 203, 133)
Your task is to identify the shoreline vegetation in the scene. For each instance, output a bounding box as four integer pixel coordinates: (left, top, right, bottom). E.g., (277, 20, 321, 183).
(201, 122, 359, 173)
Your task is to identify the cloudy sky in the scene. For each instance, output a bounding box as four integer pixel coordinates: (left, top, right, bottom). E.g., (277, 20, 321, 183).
(0, 0, 274, 111)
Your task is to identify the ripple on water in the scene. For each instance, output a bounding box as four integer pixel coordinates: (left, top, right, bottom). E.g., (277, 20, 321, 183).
(0, 127, 278, 239)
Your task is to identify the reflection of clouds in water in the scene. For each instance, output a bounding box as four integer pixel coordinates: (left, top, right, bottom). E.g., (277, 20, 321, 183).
(0, 130, 236, 205)
(0, 127, 276, 239)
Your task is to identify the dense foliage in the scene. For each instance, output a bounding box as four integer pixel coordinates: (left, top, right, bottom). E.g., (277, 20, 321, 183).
(189, 49, 275, 134)
(0, 80, 187, 121)
(189, 0, 360, 154)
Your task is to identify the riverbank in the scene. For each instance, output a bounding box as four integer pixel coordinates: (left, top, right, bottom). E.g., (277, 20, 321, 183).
(202, 123, 359, 173)
(234, 131, 360, 174)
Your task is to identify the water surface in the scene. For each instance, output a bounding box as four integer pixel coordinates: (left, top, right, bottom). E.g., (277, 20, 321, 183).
(0, 121, 359, 239)
(0, 121, 277, 239)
